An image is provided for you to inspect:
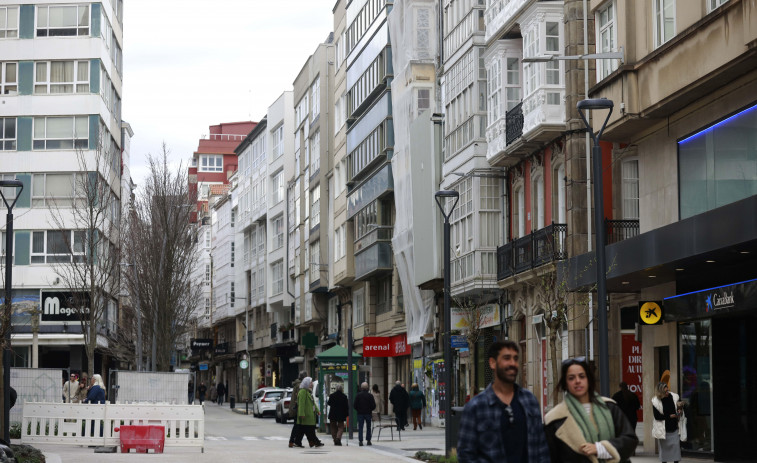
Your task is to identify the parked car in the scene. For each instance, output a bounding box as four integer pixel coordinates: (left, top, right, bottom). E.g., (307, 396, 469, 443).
(252, 387, 286, 418)
(274, 388, 293, 423)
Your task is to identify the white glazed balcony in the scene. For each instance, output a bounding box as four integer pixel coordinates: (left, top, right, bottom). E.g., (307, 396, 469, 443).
(484, 0, 530, 43)
(521, 87, 565, 138)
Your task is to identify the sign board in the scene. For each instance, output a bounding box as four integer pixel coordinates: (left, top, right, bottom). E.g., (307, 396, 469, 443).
(450, 335, 468, 349)
(198, 363, 208, 371)
(621, 333, 644, 422)
(450, 304, 501, 330)
(40, 291, 91, 322)
(664, 277, 757, 320)
(363, 334, 409, 357)
(191, 339, 212, 350)
(639, 301, 663, 325)
(239, 360, 249, 369)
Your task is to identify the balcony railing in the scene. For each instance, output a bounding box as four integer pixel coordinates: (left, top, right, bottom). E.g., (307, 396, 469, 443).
(497, 223, 567, 280)
(505, 102, 523, 145)
(606, 219, 639, 244)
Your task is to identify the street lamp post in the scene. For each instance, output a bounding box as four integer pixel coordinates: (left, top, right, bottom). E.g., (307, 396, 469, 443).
(577, 98, 614, 396)
(0, 179, 24, 442)
(435, 189, 459, 457)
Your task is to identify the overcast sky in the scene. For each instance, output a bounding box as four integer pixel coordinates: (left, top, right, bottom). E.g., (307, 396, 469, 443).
(122, 0, 337, 188)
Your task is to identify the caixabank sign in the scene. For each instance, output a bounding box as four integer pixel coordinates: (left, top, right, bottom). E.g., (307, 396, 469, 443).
(664, 277, 757, 320)
(40, 291, 91, 322)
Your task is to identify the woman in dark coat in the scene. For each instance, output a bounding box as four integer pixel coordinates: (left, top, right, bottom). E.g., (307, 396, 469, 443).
(544, 358, 638, 463)
(408, 383, 426, 430)
(327, 383, 349, 445)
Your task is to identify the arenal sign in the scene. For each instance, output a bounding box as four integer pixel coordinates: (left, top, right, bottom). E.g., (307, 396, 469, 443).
(363, 334, 409, 357)
(40, 291, 91, 322)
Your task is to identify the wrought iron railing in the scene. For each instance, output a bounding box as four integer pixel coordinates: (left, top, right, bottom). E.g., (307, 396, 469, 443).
(505, 102, 523, 145)
(497, 223, 567, 280)
(606, 219, 639, 244)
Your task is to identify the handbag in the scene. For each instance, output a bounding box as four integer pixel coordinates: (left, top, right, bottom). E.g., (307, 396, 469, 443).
(678, 409, 688, 442)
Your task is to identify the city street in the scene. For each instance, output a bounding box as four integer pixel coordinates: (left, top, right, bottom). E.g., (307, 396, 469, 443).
(19, 403, 710, 463)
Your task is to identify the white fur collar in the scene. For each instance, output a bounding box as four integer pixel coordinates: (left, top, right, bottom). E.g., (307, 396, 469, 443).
(545, 401, 621, 463)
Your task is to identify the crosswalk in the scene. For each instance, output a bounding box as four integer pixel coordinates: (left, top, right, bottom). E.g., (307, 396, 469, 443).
(206, 436, 289, 441)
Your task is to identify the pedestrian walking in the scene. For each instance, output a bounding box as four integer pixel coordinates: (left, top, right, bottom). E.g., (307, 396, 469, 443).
(652, 382, 684, 463)
(544, 357, 638, 462)
(389, 380, 409, 431)
(75, 373, 89, 403)
(327, 383, 349, 446)
(188, 379, 195, 405)
(198, 382, 207, 404)
(217, 381, 226, 405)
(612, 381, 641, 431)
(63, 372, 79, 403)
(209, 383, 217, 403)
(294, 377, 324, 448)
(408, 383, 426, 430)
(353, 382, 376, 446)
(371, 384, 383, 421)
(457, 340, 550, 463)
(289, 370, 307, 448)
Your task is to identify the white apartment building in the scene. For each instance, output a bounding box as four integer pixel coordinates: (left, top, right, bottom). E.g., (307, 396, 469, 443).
(0, 0, 125, 374)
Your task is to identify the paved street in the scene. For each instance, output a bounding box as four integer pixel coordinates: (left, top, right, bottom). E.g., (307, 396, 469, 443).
(20, 403, 711, 463)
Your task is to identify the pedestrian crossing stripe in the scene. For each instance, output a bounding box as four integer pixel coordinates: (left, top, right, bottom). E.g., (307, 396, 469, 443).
(206, 436, 290, 441)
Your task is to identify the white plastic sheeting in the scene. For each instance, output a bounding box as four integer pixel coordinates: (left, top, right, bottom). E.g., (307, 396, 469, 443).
(113, 371, 191, 404)
(10, 368, 64, 425)
(388, 0, 440, 345)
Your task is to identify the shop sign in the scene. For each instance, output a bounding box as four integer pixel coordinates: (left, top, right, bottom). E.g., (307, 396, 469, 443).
(664, 277, 757, 320)
(239, 359, 249, 369)
(363, 334, 409, 357)
(621, 333, 644, 422)
(191, 339, 213, 350)
(638, 301, 663, 325)
(450, 335, 468, 349)
(40, 291, 91, 322)
(214, 342, 228, 355)
(199, 363, 209, 371)
(450, 304, 501, 330)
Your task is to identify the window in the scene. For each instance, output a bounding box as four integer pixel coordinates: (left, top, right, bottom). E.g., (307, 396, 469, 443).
(353, 287, 365, 326)
(334, 224, 346, 262)
(514, 184, 525, 238)
(205, 264, 211, 285)
(554, 163, 566, 223)
(31, 173, 85, 207)
(1, 62, 17, 95)
(654, 0, 675, 47)
(415, 7, 431, 51)
(309, 240, 320, 284)
(271, 170, 284, 205)
(311, 77, 320, 120)
(622, 158, 640, 220)
(532, 173, 545, 230)
(272, 215, 284, 249)
(0, 6, 18, 38)
(310, 131, 320, 172)
(487, 60, 501, 123)
(33, 116, 88, 150)
(31, 230, 85, 263)
(205, 229, 211, 249)
(204, 298, 210, 317)
(0, 118, 15, 150)
(271, 125, 284, 159)
(311, 186, 320, 227)
(199, 154, 223, 172)
(597, 2, 618, 79)
(480, 177, 501, 247)
(34, 61, 89, 94)
(708, 0, 728, 11)
(505, 58, 521, 111)
(231, 209, 236, 228)
(328, 297, 338, 334)
(376, 276, 392, 315)
(272, 260, 283, 295)
(36, 4, 90, 37)
(230, 242, 235, 268)
(417, 88, 431, 116)
(545, 22, 560, 52)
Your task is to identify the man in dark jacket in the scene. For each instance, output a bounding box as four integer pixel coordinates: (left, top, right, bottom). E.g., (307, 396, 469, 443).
(288, 371, 308, 448)
(353, 382, 376, 446)
(612, 382, 641, 430)
(216, 381, 226, 405)
(327, 383, 349, 446)
(389, 380, 410, 431)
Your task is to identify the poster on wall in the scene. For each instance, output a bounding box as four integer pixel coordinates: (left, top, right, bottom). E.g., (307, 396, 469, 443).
(621, 333, 644, 422)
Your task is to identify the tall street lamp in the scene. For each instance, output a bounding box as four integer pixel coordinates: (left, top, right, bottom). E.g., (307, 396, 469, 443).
(435, 189, 459, 456)
(577, 98, 614, 396)
(0, 179, 24, 442)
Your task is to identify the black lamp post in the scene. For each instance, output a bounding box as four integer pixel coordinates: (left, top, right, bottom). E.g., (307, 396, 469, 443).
(576, 98, 614, 397)
(0, 179, 24, 442)
(435, 189, 459, 456)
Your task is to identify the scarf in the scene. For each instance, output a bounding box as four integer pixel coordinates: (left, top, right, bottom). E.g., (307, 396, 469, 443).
(564, 392, 615, 443)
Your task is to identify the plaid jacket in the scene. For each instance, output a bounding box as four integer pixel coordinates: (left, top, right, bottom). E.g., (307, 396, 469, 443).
(457, 383, 550, 463)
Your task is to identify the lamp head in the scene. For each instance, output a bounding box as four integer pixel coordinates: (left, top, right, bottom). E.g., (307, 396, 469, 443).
(577, 98, 614, 111)
(435, 190, 460, 220)
(0, 180, 23, 189)
(435, 190, 459, 200)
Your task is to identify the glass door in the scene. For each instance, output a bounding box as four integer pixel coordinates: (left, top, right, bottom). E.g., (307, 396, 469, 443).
(679, 320, 713, 453)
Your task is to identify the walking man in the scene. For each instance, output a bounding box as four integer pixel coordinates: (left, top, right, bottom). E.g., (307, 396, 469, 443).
(217, 381, 226, 405)
(288, 371, 307, 448)
(612, 381, 641, 431)
(389, 380, 410, 431)
(327, 383, 349, 446)
(353, 382, 376, 446)
(457, 340, 550, 463)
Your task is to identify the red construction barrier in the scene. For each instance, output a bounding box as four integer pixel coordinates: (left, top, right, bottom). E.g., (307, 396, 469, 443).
(114, 425, 165, 453)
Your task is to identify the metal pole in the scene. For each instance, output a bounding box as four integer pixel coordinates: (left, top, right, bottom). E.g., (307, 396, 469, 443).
(591, 140, 610, 396)
(347, 328, 353, 440)
(442, 212, 453, 456)
(3, 208, 13, 443)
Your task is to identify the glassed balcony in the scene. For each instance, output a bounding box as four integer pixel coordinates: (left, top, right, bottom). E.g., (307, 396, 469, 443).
(484, 0, 530, 43)
(354, 241, 393, 280)
(444, 6, 485, 61)
(451, 249, 498, 286)
(497, 223, 567, 280)
(444, 114, 487, 161)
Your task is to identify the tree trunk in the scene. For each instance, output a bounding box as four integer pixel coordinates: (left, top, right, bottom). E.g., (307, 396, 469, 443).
(549, 327, 560, 407)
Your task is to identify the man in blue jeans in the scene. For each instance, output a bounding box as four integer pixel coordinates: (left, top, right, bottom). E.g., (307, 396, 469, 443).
(353, 382, 376, 446)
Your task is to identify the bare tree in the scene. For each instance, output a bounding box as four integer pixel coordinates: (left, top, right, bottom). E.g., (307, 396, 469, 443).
(124, 145, 201, 371)
(48, 128, 122, 379)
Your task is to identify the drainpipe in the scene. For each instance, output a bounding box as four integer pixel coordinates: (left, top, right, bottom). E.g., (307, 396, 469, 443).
(583, 0, 595, 362)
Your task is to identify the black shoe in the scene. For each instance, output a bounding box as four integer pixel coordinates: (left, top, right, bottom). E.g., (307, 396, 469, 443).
(367, 441, 372, 446)
(292, 443, 304, 448)
(315, 442, 325, 448)
(359, 442, 364, 446)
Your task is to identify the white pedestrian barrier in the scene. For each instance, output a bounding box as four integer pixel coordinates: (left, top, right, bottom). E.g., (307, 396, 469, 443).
(21, 402, 205, 452)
